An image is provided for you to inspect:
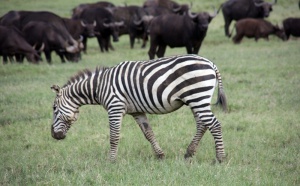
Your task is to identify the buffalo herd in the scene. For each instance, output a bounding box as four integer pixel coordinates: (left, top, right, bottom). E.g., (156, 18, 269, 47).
(0, 0, 299, 64)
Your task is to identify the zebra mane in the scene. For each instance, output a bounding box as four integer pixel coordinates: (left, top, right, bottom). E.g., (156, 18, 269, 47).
(63, 66, 108, 88)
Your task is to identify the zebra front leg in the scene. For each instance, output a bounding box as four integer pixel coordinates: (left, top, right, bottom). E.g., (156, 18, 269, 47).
(185, 113, 208, 159)
(108, 111, 124, 162)
(131, 113, 165, 159)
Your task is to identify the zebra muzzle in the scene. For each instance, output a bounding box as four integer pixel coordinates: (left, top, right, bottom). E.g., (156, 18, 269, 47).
(51, 127, 66, 140)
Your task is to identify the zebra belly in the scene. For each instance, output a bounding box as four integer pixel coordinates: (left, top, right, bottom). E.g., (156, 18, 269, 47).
(126, 99, 184, 114)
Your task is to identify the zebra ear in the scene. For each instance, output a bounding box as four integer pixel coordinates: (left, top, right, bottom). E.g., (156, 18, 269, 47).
(51, 85, 61, 96)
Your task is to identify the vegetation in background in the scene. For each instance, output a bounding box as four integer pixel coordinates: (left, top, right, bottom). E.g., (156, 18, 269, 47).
(0, 0, 299, 185)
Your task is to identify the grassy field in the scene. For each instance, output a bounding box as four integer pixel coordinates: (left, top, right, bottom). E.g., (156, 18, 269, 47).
(1, 0, 300, 185)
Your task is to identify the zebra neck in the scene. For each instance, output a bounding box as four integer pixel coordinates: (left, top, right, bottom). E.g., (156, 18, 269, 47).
(63, 77, 100, 107)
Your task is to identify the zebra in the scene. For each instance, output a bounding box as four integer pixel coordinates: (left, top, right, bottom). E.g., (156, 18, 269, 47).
(51, 54, 228, 162)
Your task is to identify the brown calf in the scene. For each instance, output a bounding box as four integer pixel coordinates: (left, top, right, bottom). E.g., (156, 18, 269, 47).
(232, 18, 286, 43)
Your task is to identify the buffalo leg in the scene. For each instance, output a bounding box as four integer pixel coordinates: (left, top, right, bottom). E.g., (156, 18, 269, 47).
(186, 44, 193, 54)
(129, 34, 135, 49)
(148, 39, 158, 59)
(3, 55, 9, 64)
(8, 55, 15, 63)
(82, 36, 88, 54)
(44, 51, 52, 63)
(192, 43, 202, 54)
(224, 17, 232, 37)
(141, 34, 148, 48)
(56, 51, 66, 63)
(104, 38, 110, 52)
(156, 45, 166, 58)
(108, 40, 115, 51)
(96, 36, 104, 52)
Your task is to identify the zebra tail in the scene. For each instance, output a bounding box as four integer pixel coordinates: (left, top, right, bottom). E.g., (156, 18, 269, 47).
(214, 65, 228, 112)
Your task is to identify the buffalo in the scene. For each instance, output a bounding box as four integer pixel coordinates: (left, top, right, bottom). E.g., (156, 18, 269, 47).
(59, 18, 97, 62)
(22, 21, 82, 63)
(136, 6, 175, 49)
(148, 9, 218, 59)
(71, 1, 115, 19)
(110, 5, 150, 49)
(77, 7, 124, 52)
(282, 17, 300, 39)
(232, 18, 286, 43)
(221, 0, 277, 37)
(0, 10, 81, 55)
(0, 25, 40, 64)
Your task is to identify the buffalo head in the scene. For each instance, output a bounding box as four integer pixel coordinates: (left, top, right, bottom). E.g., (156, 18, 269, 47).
(188, 8, 219, 31)
(103, 21, 124, 42)
(273, 25, 287, 41)
(254, 0, 277, 17)
(133, 15, 154, 30)
(81, 20, 97, 37)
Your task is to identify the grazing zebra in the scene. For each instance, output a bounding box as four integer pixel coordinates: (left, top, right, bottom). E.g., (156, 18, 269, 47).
(51, 54, 228, 162)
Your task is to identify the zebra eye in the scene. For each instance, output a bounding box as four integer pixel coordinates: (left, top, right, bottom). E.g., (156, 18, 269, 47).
(53, 104, 58, 111)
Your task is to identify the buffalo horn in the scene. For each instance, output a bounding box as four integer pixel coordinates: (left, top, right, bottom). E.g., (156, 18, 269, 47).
(173, 6, 182, 13)
(66, 45, 77, 53)
(187, 10, 198, 19)
(142, 15, 154, 22)
(38, 43, 45, 52)
(254, 0, 265, 7)
(103, 22, 110, 28)
(134, 19, 143, 25)
(78, 35, 83, 42)
(115, 21, 124, 27)
(80, 20, 86, 27)
(33, 43, 45, 52)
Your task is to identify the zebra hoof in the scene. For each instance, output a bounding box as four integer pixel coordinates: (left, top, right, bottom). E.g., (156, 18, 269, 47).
(157, 153, 165, 159)
(216, 155, 226, 163)
(184, 151, 194, 159)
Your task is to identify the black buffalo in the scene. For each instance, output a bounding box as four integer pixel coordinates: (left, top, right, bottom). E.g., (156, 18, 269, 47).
(78, 7, 124, 52)
(221, 0, 277, 37)
(232, 18, 286, 43)
(148, 10, 218, 59)
(0, 10, 81, 54)
(22, 21, 82, 63)
(59, 18, 97, 62)
(136, 6, 174, 49)
(71, 1, 115, 19)
(0, 25, 40, 64)
(110, 5, 150, 48)
(63, 18, 96, 40)
(283, 17, 300, 39)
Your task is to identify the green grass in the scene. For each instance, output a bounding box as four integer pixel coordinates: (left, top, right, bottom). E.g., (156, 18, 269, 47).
(1, 0, 300, 185)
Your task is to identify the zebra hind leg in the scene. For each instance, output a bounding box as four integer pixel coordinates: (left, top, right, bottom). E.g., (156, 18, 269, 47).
(185, 111, 226, 163)
(131, 113, 165, 159)
(209, 119, 226, 163)
(184, 112, 208, 160)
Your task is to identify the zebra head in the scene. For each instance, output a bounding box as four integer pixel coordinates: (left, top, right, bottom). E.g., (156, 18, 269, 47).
(50, 85, 79, 140)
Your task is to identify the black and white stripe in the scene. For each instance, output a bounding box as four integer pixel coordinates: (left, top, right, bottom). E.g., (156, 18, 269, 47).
(51, 54, 227, 162)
